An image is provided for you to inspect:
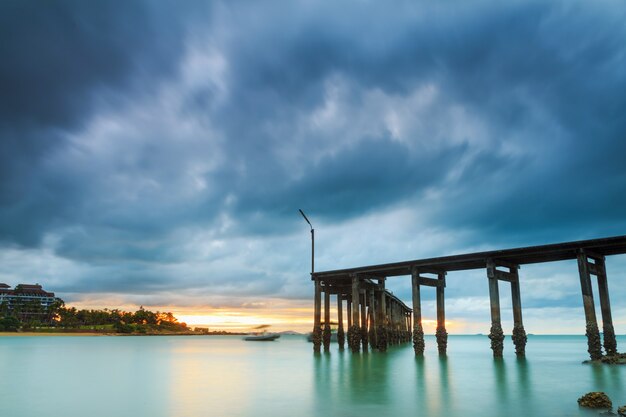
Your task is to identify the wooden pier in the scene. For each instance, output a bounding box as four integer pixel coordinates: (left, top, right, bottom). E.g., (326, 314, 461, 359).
(311, 274, 413, 353)
(311, 235, 626, 358)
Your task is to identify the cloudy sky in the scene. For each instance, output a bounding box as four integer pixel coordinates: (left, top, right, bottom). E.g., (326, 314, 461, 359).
(1, 0, 625, 333)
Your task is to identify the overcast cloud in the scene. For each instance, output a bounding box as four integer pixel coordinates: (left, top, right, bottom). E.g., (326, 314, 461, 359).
(1, 0, 625, 332)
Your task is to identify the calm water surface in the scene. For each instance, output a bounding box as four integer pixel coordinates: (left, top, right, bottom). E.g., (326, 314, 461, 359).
(0, 335, 624, 417)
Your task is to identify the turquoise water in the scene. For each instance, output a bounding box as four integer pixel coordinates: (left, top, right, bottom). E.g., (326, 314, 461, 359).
(0, 335, 624, 417)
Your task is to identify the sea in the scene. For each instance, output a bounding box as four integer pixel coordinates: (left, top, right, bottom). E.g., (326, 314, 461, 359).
(0, 334, 624, 417)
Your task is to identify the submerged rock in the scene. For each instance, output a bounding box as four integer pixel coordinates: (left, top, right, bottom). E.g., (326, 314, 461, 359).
(601, 353, 626, 365)
(577, 392, 612, 409)
(617, 405, 626, 416)
(583, 352, 626, 365)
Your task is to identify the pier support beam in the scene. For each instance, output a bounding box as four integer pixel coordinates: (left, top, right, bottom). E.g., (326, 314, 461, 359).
(348, 274, 361, 353)
(361, 290, 369, 351)
(406, 311, 413, 334)
(404, 309, 408, 341)
(323, 289, 331, 352)
(405, 311, 413, 342)
(578, 250, 603, 360)
(510, 266, 527, 357)
(377, 279, 388, 352)
(436, 271, 448, 355)
(385, 297, 396, 345)
(368, 290, 377, 349)
(487, 260, 504, 358)
(312, 278, 322, 353)
(596, 257, 617, 356)
(347, 297, 352, 329)
(337, 295, 345, 350)
(411, 267, 425, 355)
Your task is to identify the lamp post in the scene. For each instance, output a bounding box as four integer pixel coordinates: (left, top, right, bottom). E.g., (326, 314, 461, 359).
(298, 209, 314, 276)
(300, 209, 322, 352)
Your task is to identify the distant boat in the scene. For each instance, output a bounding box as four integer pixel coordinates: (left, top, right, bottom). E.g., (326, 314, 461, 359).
(243, 324, 280, 341)
(244, 333, 280, 341)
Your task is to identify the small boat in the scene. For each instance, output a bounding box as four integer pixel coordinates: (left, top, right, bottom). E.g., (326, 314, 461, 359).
(244, 333, 281, 341)
(243, 324, 280, 341)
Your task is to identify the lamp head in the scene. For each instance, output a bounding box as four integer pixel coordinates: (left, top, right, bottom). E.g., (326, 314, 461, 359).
(299, 209, 313, 229)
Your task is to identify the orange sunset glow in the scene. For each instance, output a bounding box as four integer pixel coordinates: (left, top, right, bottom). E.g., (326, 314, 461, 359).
(66, 296, 463, 333)
(173, 310, 313, 332)
(172, 310, 463, 332)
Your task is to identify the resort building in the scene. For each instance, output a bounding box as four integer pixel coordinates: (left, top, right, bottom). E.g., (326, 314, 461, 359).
(0, 283, 60, 321)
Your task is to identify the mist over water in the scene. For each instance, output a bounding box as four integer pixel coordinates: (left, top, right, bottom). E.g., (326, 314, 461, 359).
(1, 335, 624, 417)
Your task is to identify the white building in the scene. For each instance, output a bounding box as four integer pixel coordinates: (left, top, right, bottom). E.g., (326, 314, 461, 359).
(0, 283, 59, 319)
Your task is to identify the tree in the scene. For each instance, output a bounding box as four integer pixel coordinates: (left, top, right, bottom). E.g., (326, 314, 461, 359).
(47, 298, 65, 323)
(0, 301, 9, 317)
(133, 306, 157, 325)
(0, 316, 20, 331)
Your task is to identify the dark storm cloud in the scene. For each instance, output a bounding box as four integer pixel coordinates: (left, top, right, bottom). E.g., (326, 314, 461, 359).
(229, 139, 472, 235)
(0, 0, 201, 128)
(0, 0, 207, 246)
(1, 0, 625, 309)
(204, 0, 626, 243)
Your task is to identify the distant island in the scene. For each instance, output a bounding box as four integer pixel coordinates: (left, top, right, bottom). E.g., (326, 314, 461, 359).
(0, 282, 243, 335)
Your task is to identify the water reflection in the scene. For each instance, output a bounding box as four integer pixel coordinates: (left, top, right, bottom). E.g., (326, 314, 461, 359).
(414, 356, 431, 415)
(3, 335, 626, 417)
(514, 357, 535, 415)
(515, 357, 531, 398)
(493, 358, 508, 403)
(313, 346, 551, 417)
(419, 354, 449, 415)
(439, 356, 454, 415)
(590, 362, 624, 392)
(314, 351, 393, 416)
(312, 351, 333, 413)
(308, 336, 626, 417)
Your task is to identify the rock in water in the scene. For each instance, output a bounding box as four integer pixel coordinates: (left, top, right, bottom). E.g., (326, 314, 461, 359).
(601, 353, 626, 365)
(617, 405, 626, 416)
(577, 392, 612, 409)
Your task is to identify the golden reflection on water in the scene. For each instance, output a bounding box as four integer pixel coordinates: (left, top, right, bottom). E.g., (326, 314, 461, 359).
(415, 355, 454, 415)
(168, 339, 252, 417)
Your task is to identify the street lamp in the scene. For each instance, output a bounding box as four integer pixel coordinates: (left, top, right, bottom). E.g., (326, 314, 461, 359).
(299, 209, 314, 277)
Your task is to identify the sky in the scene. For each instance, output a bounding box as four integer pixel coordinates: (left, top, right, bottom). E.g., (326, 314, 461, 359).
(1, 0, 626, 333)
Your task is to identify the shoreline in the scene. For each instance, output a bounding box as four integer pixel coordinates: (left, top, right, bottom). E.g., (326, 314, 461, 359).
(0, 331, 249, 337)
(0, 331, 115, 337)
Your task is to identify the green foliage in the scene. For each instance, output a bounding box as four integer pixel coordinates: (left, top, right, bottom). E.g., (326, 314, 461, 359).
(2, 300, 188, 334)
(0, 301, 9, 316)
(0, 316, 20, 331)
(54, 305, 189, 334)
(113, 322, 134, 334)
